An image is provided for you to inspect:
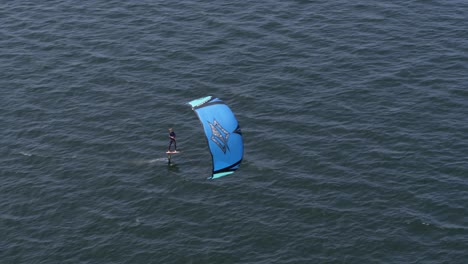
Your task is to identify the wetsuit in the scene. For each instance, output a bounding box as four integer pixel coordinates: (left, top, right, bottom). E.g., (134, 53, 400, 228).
(168, 131, 177, 151)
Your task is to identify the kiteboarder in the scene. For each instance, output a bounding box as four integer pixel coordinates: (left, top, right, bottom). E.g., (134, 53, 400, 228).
(168, 128, 177, 152)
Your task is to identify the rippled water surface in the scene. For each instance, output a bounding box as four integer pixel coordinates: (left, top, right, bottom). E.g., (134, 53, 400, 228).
(1, 1, 468, 263)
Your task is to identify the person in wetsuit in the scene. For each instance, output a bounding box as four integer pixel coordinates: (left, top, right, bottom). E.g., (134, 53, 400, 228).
(168, 128, 177, 152)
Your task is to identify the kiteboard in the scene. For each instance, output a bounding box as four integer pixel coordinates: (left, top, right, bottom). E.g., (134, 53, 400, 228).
(166, 150, 179, 165)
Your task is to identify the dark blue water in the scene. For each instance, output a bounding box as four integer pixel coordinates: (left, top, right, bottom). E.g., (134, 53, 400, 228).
(1, 1, 468, 263)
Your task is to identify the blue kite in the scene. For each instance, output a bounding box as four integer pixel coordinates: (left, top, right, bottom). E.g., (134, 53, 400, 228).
(188, 96, 244, 179)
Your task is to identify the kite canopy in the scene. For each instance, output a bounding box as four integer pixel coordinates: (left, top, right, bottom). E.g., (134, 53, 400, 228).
(188, 96, 243, 179)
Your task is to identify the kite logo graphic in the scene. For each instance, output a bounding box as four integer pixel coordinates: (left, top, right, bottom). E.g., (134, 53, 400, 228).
(208, 120, 230, 153)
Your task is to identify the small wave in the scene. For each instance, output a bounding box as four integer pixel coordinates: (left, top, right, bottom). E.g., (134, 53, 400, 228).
(128, 158, 168, 165)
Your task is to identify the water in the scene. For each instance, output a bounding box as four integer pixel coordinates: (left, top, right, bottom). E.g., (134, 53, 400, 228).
(1, 1, 468, 263)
